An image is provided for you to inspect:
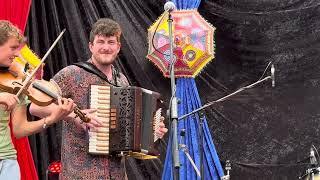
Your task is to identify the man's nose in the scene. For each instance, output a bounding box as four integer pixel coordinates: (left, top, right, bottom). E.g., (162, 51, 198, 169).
(102, 43, 112, 51)
(13, 49, 19, 57)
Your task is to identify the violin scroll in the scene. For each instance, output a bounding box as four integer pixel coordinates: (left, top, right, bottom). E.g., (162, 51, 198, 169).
(74, 107, 91, 123)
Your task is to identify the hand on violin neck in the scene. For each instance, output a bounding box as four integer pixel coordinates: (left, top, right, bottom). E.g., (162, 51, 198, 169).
(0, 92, 19, 111)
(46, 97, 76, 125)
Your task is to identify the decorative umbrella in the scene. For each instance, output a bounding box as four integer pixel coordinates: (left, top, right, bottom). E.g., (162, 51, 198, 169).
(146, 1, 225, 180)
(147, 9, 215, 78)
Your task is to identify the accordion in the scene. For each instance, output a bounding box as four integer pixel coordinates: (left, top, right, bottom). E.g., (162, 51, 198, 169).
(88, 85, 162, 159)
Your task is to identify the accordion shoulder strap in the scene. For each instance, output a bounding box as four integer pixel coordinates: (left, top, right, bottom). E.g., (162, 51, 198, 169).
(73, 61, 119, 87)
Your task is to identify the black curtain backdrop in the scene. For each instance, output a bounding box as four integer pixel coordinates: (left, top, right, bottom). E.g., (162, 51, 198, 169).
(25, 0, 320, 180)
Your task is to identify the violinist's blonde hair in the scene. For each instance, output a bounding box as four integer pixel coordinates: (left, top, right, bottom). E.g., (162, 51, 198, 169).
(0, 20, 24, 46)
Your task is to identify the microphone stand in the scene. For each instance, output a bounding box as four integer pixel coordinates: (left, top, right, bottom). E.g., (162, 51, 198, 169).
(199, 111, 205, 180)
(167, 11, 180, 180)
(179, 129, 201, 178)
(178, 75, 272, 179)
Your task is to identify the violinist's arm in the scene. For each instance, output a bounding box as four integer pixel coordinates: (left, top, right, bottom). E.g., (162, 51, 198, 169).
(11, 105, 51, 138)
(30, 103, 102, 130)
(13, 98, 75, 139)
(30, 103, 77, 123)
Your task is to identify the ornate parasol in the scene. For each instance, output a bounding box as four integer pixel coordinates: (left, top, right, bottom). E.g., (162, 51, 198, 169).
(148, 2, 225, 180)
(147, 9, 215, 78)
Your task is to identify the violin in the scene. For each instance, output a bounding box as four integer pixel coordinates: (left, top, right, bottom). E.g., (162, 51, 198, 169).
(31, 79, 90, 123)
(0, 60, 52, 106)
(0, 61, 90, 123)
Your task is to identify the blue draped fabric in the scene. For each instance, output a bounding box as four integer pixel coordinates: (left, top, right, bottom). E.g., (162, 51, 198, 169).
(172, 0, 201, 9)
(162, 78, 224, 180)
(162, 1, 224, 179)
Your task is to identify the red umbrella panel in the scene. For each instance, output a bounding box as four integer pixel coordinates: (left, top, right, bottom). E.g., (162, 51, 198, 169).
(147, 10, 216, 78)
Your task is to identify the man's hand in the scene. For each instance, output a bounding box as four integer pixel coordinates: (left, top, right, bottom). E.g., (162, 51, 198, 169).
(0, 92, 19, 111)
(155, 116, 168, 139)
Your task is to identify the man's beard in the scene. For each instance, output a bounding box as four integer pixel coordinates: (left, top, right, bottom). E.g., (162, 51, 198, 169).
(93, 55, 116, 66)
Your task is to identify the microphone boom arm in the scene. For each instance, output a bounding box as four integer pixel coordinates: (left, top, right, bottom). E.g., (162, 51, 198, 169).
(178, 76, 272, 120)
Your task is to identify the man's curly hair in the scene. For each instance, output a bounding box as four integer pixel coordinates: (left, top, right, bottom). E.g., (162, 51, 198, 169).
(89, 18, 122, 43)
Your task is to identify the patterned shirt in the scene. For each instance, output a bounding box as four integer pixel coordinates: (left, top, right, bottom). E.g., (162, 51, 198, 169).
(52, 62, 129, 180)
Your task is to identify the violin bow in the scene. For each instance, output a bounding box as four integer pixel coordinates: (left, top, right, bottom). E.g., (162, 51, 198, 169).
(16, 29, 66, 97)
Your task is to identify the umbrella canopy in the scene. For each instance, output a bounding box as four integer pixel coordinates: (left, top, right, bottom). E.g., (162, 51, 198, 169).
(147, 9, 216, 78)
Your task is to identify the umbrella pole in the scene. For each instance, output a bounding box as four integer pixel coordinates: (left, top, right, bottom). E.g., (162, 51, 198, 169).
(167, 11, 180, 180)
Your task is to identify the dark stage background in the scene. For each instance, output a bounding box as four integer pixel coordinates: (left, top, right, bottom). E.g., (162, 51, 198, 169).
(25, 0, 320, 179)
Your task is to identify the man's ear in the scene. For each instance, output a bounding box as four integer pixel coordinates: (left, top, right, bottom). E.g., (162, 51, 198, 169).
(89, 42, 93, 52)
(117, 43, 121, 53)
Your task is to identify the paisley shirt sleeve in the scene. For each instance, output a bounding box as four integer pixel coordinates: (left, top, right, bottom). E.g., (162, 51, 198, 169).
(52, 66, 75, 98)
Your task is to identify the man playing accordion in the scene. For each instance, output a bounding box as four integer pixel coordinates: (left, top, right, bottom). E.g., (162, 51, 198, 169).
(30, 18, 168, 180)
